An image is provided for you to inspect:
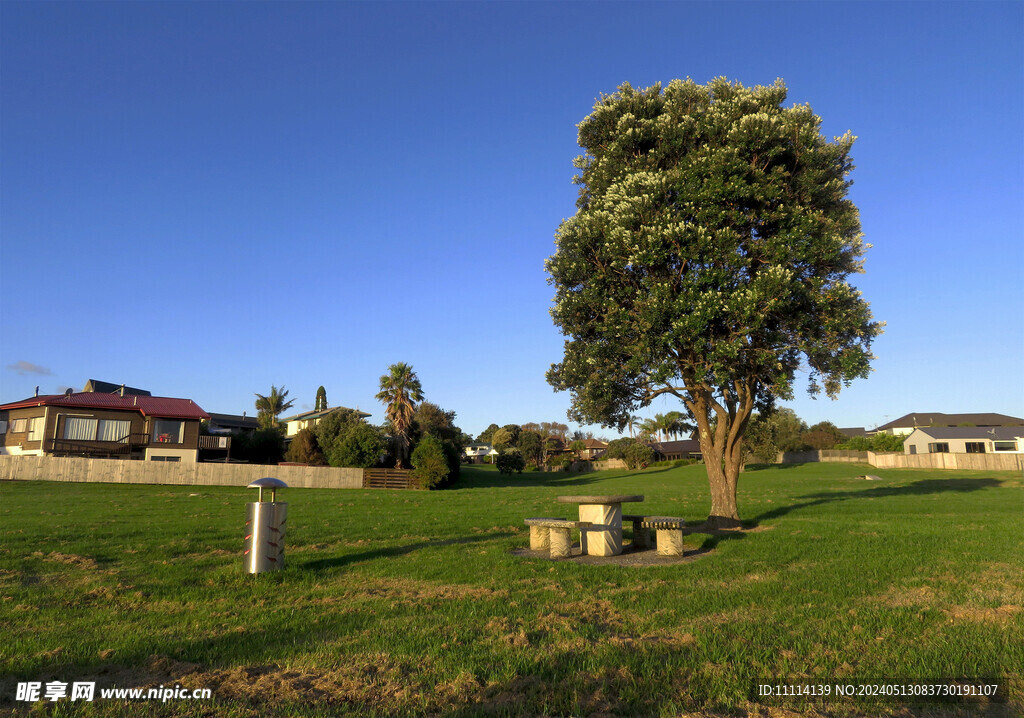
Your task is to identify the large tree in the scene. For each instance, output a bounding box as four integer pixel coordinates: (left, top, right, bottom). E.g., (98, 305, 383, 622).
(546, 78, 881, 527)
(315, 386, 328, 413)
(254, 385, 295, 430)
(375, 362, 424, 468)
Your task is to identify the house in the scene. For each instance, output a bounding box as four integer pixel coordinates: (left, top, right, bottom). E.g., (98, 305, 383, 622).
(649, 439, 703, 461)
(207, 412, 259, 435)
(873, 412, 1024, 436)
(902, 427, 1024, 455)
(0, 391, 209, 463)
(464, 443, 497, 463)
(282, 406, 370, 438)
(578, 439, 608, 460)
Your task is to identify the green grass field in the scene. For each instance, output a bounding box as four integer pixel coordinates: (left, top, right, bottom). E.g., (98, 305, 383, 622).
(1, 463, 1022, 717)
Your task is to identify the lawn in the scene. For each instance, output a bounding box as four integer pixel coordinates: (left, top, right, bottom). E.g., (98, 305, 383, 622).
(1, 463, 1022, 717)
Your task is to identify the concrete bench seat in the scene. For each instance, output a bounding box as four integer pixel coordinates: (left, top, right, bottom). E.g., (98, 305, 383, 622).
(623, 515, 687, 556)
(524, 517, 592, 558)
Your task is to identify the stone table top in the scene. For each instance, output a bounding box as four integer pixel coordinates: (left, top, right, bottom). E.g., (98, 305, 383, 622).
(556, 495, 644, 505)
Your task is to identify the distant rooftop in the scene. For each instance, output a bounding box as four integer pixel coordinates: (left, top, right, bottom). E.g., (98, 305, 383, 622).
(908, 426, 1023, 441)
(82, 379, 151, 396)
(874, 412, 1024, 432)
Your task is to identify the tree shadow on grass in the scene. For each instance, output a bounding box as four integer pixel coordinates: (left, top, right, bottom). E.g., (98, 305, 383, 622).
(450, 466, 677, 490)
(300, 533, 513, 572)
(746, 477, 1005, 527)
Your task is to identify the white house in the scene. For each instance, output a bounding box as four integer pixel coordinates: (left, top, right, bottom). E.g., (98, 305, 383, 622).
(903, 427, 1024, 455)
(281, 406, 370, 438)
(874, 412, 1023, 436)
(464, 443, 498, 463)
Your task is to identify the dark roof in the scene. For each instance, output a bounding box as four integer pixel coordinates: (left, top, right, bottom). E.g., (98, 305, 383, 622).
(0, 393, 208, 420)
(874, 413, 1024, 432)
(909, 426, 1023, 441)
(839, 427, 868, 438)
(649, 439, 702, 454)
(82, 379, 151, 396)
(281, 406, 370, 422)
(207, 413, 259, 430)
(582, 439, 608, 449)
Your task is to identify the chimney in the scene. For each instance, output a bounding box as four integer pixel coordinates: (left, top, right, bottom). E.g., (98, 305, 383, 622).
(34, 386, 39, 397)
(120, 384, 125, 397)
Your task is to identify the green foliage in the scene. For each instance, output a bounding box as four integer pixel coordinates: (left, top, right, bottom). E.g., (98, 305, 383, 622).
(231, 428, 285, 465)
(254, 385, 295, 430)
(517, 430, 543, 466)
(604, 437, 637, 460)
(410, 434, 450, 489)
(545, 452, 572, 471)
(328, 422, 389, 469)
(476, 423, 500, 444)
(376, 363, 424, 468)
(500, 424, 522, 446)
(801, 421, 846, 450)
(545, 78, 881, 522)
(495, 447, 526, 475)
(568, 439, 586, 458)
(314, 386, 327, 413)
(744, 408, 809, 462)
(838, 432, 906, 452)
(284, 428, 327, 466)
(623, 442, 654, 469)
(490, 428, 513, 450)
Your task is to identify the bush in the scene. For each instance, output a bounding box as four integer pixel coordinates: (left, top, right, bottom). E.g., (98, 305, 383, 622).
(837, 432, 905, 452)
(623, 442, 654, 469)
(328, 422, 389, 468)
(232, 429, 285, 465)
(604, 437, 636, 460)
(546, 452, 572, 471)
(284, 429, 327, 466)
(496, 448, 525, 475)
(411, 435, 450, 489)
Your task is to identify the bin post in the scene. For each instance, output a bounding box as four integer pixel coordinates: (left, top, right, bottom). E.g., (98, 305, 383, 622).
(244, 477, 288, 574)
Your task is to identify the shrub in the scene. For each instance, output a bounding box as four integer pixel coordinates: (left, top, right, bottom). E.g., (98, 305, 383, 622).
(411, 435, 450, 489)
(232, 429, 285, 465)
(328, 422, 389, 468)
(623, 442, 654, 469)
(496, 448, 525, 475)
(837, 432, 905, 452)
(284, 429, 327, 466)
(604, 437, 636, 460)
(546, 452, 572, 471)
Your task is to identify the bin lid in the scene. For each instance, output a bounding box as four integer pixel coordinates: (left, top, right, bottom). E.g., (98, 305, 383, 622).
(248, 477, 288, 489)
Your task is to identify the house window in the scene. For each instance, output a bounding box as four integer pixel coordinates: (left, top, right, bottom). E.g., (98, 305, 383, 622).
(0, 421, 7, 434)
(927, 443, 950, 453)
(27, 417, 44, 442)
(98, 420, 132, 442)
(64, 417, 98, 441)
(152, 420, 184, 444)
(965, 442, 986, 454)
(909, 446, 917, 455)
(150, 455, 181, 462)
(10, 418, 28, 433)
(993, 441, 1018, 452)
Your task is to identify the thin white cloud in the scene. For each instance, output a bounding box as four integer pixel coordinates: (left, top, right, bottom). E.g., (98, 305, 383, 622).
(7, 361, 54, 376)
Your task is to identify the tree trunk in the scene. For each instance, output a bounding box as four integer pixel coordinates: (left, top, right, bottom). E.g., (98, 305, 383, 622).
(690, 392, 746, 530)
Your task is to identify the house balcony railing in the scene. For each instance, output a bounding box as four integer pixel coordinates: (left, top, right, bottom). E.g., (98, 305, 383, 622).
(50, 433, 150, 458)
(199, 435, 232, 451)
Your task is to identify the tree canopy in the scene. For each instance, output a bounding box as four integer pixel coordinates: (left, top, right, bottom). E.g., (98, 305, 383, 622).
(546, 78, 881, 526)
(254, 385, 295, 430)
(376, 362, 424, 468)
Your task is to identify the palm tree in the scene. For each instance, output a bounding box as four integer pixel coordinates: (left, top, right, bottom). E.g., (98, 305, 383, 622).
(254, 385, 295, 430)
(663, 411, 693, 441)
(375, 362, 424, 468)
(627, 415, 640, 438)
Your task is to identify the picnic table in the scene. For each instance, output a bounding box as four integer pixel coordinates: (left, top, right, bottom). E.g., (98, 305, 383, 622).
(556, 494, 644, 556)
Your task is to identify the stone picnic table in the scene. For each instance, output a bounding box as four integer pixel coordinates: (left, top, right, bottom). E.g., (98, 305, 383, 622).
(556, 494, 644, 556)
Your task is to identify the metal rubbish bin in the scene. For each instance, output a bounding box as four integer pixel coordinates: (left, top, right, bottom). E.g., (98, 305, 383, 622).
(243, 477, 288, 574)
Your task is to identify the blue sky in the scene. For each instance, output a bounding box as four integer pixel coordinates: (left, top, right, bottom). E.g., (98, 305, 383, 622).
(2, 1, 1021, 437)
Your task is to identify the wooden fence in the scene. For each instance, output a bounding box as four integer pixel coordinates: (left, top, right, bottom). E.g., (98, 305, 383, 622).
(363, 468, 421, 490)
(777, 449, 1024, 472)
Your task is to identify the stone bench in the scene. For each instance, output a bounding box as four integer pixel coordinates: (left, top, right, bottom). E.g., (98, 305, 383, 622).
(524, 518, 592, 558)
(623, 515, 687, 556)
